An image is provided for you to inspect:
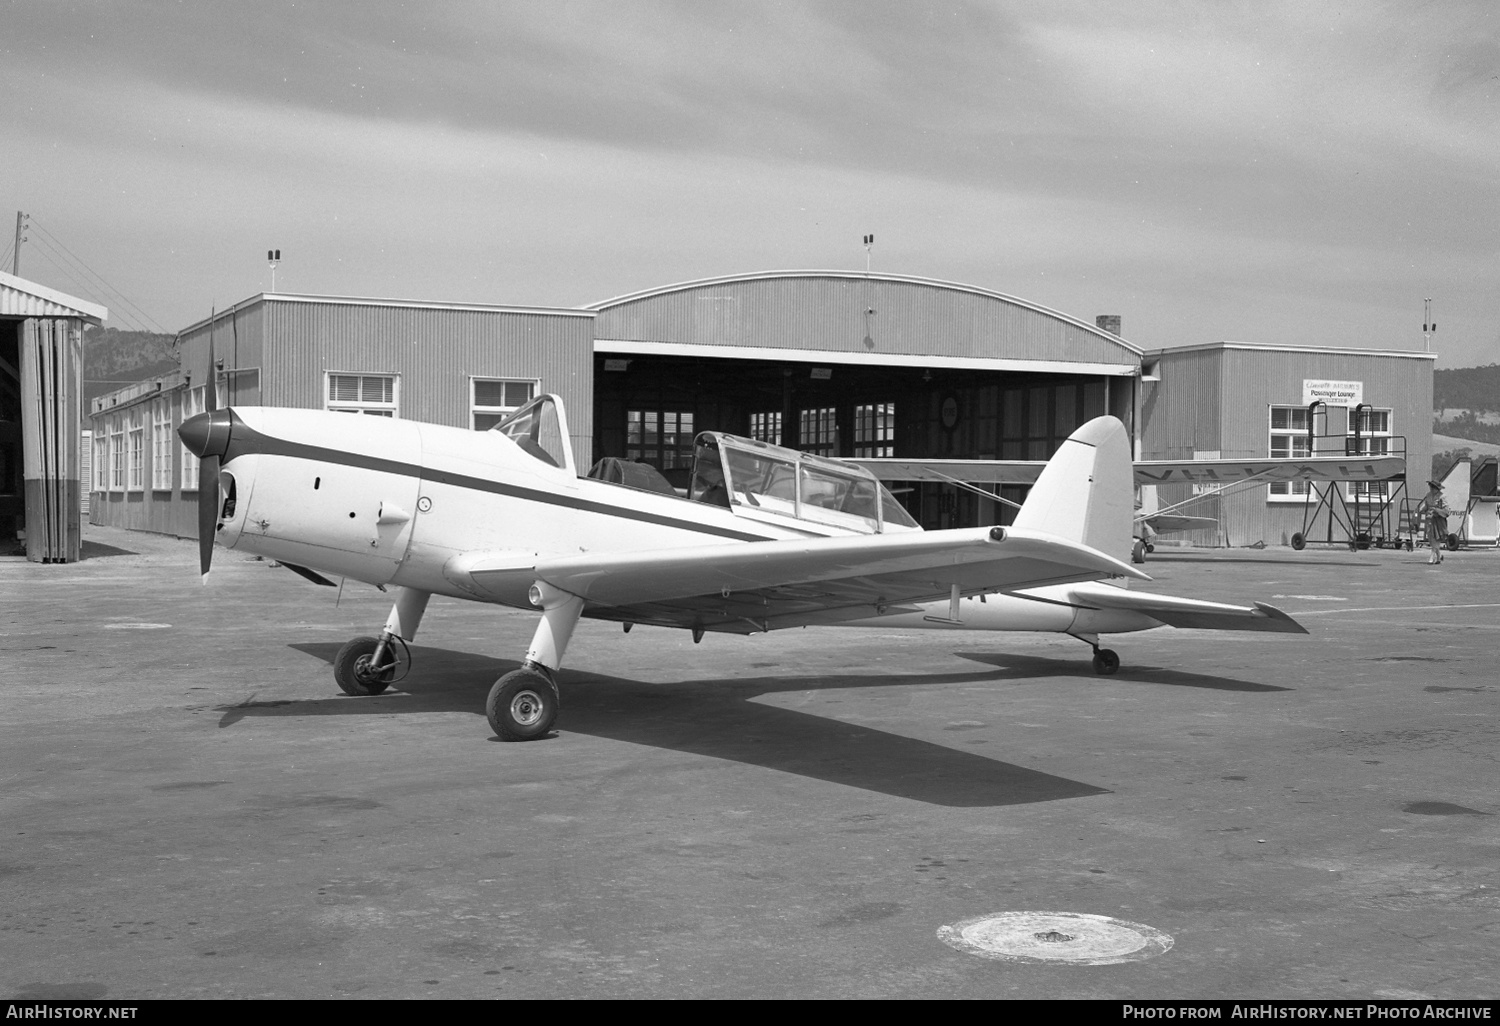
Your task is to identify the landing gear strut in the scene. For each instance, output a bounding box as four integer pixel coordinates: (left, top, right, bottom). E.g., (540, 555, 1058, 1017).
(1071, 631, 1120, 675)
(335, 587, 430, 697)
(1091, 647, 1120, 675)
(487, 581, 584, 741)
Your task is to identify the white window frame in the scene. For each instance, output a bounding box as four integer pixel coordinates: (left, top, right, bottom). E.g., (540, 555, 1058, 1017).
(626, 409, 696, 470)
(1268, 405, 1314, 502)
(126, 407, 145, 492)
(799, 406, 838, 456)
(109, 414, 126, 492)
(326, 372, 398, 417)
(151, 398, 173, 491)
(749, 411, 782, 445)
(93, 430, 108, 491)
(181, 387, 204, 492)
(471, 377, 539, 431)
(853, 402, 895, 458)
(1347, 408, 1394, 501)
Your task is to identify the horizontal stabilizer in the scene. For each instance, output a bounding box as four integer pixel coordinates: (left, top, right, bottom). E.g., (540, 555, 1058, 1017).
(1051, 582, 1308, 634)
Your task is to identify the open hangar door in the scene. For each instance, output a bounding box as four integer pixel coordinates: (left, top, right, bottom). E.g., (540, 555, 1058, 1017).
(0, 320, 23, 550)
(590, 351, 1125, 530)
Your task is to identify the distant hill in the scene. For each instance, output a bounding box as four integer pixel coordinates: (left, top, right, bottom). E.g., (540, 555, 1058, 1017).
(83, 326, 178, 406)
(1433, 364, 1500, 415)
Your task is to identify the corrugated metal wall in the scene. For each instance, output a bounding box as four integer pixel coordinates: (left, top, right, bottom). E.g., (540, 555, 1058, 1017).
(593, 274, 1140, 368)
(260, 299, 597, 463)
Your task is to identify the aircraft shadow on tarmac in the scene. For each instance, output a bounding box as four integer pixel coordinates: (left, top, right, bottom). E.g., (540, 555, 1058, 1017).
(218, 642, 1118, 809)
(954, 652, 1292, 692)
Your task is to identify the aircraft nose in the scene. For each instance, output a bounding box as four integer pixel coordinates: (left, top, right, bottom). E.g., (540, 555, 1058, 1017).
(178, 408, 233, 459)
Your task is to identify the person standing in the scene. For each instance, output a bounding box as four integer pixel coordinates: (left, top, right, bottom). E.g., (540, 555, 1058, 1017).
(1418, 479, 1454, 565)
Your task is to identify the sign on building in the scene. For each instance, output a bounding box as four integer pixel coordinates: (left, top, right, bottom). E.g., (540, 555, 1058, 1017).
(1302, 379, 1363, 406)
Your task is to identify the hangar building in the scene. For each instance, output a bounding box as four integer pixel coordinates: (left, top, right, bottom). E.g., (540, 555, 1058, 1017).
(86, 269, 1433, 550)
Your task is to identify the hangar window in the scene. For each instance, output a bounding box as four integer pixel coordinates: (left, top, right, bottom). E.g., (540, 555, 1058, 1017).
(152, 399, 174, 491)
(854, 402, 895, 457)
(327, 373, 398, 417)
(1268, 406, 1313, 500)
(181, 386, 204, 492)
(473, 378, 538, 431)
(126, 408, 145, 492)
(627, 410, 695, 470)
(799, 407, 838, 456)
(749, 411, 782, 445)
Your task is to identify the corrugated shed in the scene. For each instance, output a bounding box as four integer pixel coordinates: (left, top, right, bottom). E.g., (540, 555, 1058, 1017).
(0, 271, 106, 323)
(591, 273, 1141, 368)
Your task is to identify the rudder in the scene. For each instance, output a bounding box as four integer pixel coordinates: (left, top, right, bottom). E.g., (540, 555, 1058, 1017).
(1011, 416, 1134, 565)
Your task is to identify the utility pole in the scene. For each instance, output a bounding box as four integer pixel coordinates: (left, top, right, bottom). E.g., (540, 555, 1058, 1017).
(1423, 297, 1437, 354)
(267, 249, 281, 292)
(12, 211, 27, 276)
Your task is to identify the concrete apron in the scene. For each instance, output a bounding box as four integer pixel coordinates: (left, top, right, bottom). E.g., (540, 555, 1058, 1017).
(1, 526, 1496, 999)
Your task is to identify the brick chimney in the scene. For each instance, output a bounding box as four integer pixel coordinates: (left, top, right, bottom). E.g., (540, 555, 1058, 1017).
(1096, 314, 1121, 335)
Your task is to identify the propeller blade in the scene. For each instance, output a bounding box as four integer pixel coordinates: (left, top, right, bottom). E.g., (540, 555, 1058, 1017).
(198, 454, 219, 582)
(279, 562, 338, 588)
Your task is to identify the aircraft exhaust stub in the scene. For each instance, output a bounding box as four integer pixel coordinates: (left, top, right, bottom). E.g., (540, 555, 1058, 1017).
(938, 911, 1173, 964)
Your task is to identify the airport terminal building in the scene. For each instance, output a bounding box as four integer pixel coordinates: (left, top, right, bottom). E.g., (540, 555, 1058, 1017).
(86, 270, 1433, 548)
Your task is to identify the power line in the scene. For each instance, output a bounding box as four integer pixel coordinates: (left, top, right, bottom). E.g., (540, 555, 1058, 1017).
(28, 218, 170, 334)
(25, 233, 152, 334)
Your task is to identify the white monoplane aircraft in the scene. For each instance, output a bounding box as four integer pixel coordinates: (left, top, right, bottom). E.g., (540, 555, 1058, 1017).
(179, 393, 1305, 741)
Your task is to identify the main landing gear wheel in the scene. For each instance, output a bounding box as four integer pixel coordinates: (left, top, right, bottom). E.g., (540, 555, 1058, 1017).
(1131, 539, 1147, 564)
(487, 667, 559, 741)
(334, 636, 397, 696)
(1290, 532, 1306, 551)
(1092, 648, 1120, 675)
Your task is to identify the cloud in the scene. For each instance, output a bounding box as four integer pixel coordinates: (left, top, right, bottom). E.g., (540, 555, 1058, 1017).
(3, 1, 1497, 363)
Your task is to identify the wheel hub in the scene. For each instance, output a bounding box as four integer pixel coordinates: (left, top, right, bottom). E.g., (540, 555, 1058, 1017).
(510, 689, 545, 726)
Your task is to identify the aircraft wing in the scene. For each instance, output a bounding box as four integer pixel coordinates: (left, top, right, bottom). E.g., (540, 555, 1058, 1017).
(850, 455, 1406, 485)
(1133, 455, 1405, 485)
(849, 458, 1045, 485)
(451, 527, 1149, 634)
(1139, 513, 1217, 534)
(1032, 582, 1308, 633)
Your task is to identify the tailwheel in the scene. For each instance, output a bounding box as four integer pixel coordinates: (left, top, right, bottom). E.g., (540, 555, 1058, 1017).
(487, 666, 559, 741)
(1092, 648, 1120, 675)
(334, 635, 399, 696)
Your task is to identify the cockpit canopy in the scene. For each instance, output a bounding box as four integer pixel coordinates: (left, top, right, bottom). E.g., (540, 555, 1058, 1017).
(688, 432, 919, 534)
(492, 394, 576, 474)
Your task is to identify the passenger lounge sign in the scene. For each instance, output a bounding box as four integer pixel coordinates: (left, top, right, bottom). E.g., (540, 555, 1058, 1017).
(1302, 379, 1363, 406)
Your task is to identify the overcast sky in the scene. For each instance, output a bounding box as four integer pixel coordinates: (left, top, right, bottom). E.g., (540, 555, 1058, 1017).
(4, 0, 1496, 366)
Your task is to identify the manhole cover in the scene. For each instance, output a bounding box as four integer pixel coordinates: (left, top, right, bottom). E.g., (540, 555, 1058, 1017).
(938, 911, 1173, 964)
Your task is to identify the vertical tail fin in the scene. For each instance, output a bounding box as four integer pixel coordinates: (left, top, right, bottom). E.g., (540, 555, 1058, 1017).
(1011, 416, 1134, 565)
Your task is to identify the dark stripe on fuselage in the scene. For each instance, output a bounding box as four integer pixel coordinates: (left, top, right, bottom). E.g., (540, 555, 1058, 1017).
(221, 412, 775, 543)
